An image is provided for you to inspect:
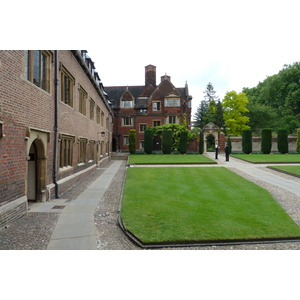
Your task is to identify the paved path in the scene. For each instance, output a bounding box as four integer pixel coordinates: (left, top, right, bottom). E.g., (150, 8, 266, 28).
(205, 152, 300, 197)
(46, 161, 122, 250)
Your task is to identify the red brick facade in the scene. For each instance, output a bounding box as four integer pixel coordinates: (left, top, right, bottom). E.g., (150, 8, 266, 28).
(0, 50, 113, 228)
(106, 65, 192, 152)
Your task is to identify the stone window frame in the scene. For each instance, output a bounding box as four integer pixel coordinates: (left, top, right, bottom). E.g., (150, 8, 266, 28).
(59, 134, 75, 168)
(60, 63, 75, 107)
(78, 85, 87, 115)
(122, 117, 133, 126)
(78, 137, 87, 164)
(123, 135, 129, 145)
(89, 98, 95, 121)
(153, 120, 161, 127)
(152, 101, 161, 111)
(164, 97, 180, 107)
(24, 50, 51, 92)
(139, 123, 147, 132)
(96, 106, 101, 124)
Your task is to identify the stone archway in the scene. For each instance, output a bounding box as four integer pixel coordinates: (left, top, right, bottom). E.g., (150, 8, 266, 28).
(26, 129, 49, 202)
(203, 122, 219, 153)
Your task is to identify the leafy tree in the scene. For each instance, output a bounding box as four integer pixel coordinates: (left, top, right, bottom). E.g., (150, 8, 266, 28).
(199, 130, 204, 154)
(245, 103, 279, 134)
(243, 62, 300, 133)
(222, 91, 250, 136)
(193, 100, 209, 129)
(129, 129, 136, 154)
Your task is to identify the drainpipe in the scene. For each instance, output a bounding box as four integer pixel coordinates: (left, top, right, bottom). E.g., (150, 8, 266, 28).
(53, 50, 59, 198)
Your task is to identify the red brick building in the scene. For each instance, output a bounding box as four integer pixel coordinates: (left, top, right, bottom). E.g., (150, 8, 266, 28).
(0, 50, 113, 228)
(105, 65, 192, 152)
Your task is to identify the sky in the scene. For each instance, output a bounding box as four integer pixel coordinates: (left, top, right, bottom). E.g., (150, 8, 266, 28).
(3, 0, 300, 119)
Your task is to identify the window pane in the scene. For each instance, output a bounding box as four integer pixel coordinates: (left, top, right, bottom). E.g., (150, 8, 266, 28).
(33, 50, 41, 86)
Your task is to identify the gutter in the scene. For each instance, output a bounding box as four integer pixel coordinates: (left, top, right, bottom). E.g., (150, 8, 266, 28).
(53, 50, 59, 198)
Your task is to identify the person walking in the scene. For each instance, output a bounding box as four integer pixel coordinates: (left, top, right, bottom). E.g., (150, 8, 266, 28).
(225, 143, 230, 161)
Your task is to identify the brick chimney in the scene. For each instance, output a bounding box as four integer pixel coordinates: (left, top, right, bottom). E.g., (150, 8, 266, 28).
(145, 65, 156, 87)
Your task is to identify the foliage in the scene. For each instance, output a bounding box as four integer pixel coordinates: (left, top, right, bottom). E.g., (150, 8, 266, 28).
(245, 102, 279, 134)
(162, 129, 172, 154)
(277, 129, 289, 154)
(297, 128, 300, 153)
(243, 62, 300, 133)
(148, 123, 195, 151)
(227, 136, 232, 153)
(179, 130, 188, 154)
(129, 129, 136, 154)
(144, 128, 153, 154)
(199, 130, 204, 154)
(242, 129, 252, 154)
(222, 91, 250, 136)
(193, 82, 220, 129)
(261, 128, 272, 154)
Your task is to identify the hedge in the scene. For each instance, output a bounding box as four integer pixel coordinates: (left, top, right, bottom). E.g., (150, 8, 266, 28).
(199, 130, 204, 154)
(261, 128, 272, 154)
(242, 129, 252, 154)
(297, 128, 300, 153)
(179, 130, 188, 154)
(277, 129, 288, 154)
(144, 129, 153, 154)
(129, 129, 136, 154)
(162, 129, 172, 154)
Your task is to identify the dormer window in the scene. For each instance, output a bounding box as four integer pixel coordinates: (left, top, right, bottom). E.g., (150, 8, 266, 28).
(121, 100, 133, 108)
(164, 97, 180, 107)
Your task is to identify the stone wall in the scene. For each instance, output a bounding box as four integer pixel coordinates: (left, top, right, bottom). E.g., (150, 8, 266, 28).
(228, 136, 297, 153)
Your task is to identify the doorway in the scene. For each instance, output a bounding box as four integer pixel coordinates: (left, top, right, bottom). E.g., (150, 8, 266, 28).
(27, 142, 37, 201)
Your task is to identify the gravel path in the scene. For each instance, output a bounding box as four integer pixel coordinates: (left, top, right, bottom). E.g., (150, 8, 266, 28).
(1, 158, 300, 250)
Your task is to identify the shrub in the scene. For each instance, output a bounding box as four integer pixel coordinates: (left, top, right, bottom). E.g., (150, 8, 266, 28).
(297, 128, 300, 153)
(261, 128, 272, 154)
(199, 130, 204, 154)
(227, 136, 232, 153)
(129, 129, 136, 154)
(242, 129, 252, 154)
(277, 129, 289, 154)
(144, 129, 153, 154)
(162, 129, 172, 154)
(179, 130, 188, 154)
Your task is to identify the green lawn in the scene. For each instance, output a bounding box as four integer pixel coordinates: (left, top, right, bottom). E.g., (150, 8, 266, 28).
(128, 154, 216, 164)
(269, 166, 300, 177)
(232, 154, 300, 163)
(121, 167, 300, 244)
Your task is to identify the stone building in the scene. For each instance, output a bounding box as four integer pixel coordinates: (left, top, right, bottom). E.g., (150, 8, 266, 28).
(0, 50, 113, 228)
(105, 65, 192, 152)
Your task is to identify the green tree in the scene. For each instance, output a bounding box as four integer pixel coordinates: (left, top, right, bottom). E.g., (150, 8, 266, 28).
(222, 91, 250, 136)
(214, 100, 225, 129)
(129, 129, 136, 154)
(261, 129, 272, 154)
(277, 129, 288, 154)
(162, 129, 172, 154)
(242, 129, 252, 154)
(199, 130, 204, 154)
(144, 129, 153, 154)
(203, 82, 220, 102)
(297, 128, 300, 153)
(179, 130, 188, 154)
(245, 103, 279, 134)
